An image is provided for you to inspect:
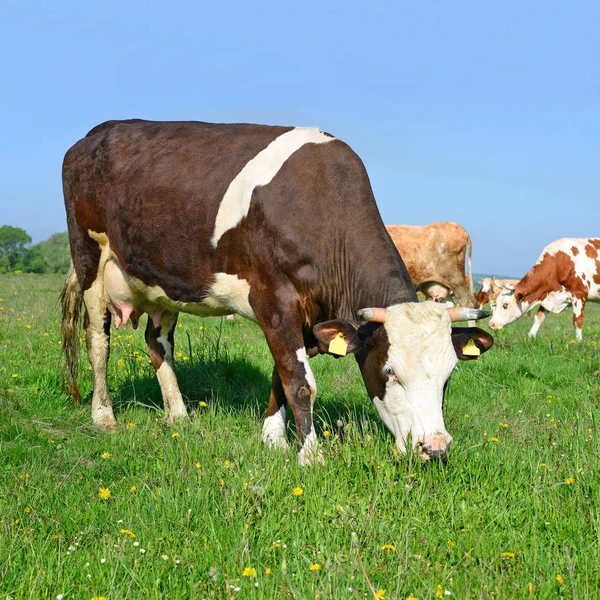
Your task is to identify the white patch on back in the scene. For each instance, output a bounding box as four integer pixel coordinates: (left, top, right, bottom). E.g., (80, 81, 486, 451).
(211, 127, 334, 246)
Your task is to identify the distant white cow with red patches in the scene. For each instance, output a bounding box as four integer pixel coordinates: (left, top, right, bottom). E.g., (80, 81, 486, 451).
(489, 238, 600, 341)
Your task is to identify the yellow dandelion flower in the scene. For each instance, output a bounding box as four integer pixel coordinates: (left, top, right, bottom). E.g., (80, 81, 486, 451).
(242, 567, 257, 577)
(565, 477, 575, 485)
(309, 563, 321, 571)
(447, 539, 455, 548)
(199, 401, 208, 407)
(101, 452, 111, 459)
(172, 432, 179, 438)
(376, 589, 386, 600)
(323, 430, 331, 437)
(293, 487, 303, 496)
(265, 568, 272, 575)
(556, 574, 564, 585)
(528, 582, 534, 593)
(381, 544, 396, 552)
(195, 462, 201, 469)
(183, 355, 189, 361)
(540, 463, 549, 468)
(489, 437, 499, 442)
(24, 507, 31, 514)
(120, 528, 135, 537)
(117, 358, 125, 368)
(91, 597, 108, 600)
(406, 597, 419, 600)
(12, 374, 18, 378)
(435, 585, 444, 599)
(127, 422, 135, 429)
(500, 422, 508, 428)
(130, 486, 137, 493)
(99, 488, 111, 500)
(25, 324, 31, 329)
(501, 552, 515, 558)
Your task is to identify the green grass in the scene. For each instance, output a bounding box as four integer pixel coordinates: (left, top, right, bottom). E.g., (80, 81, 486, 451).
(1, 273, 600, 599)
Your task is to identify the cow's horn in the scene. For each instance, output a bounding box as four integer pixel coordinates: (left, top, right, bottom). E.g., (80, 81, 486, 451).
(357, 307, 387, 323)
(504, 283, 516, 292)
(448, 307, 491, 322)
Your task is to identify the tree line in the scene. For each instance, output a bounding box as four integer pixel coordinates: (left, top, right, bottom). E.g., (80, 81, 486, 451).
(0, 225, 71, 274)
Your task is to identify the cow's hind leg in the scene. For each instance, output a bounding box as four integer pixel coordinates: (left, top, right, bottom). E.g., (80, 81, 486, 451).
(83, 280, 117, 430)
(145, 312, 188, 423)
(261, 366, 289, 450)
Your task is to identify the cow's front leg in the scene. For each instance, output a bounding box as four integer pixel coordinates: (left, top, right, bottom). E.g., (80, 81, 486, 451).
(253, 301, 321, 465)
(528, 307, 548, 338)
(261, 366, 289, 450)
(572, 297, 586, 342)
(145, 312, 188, 423)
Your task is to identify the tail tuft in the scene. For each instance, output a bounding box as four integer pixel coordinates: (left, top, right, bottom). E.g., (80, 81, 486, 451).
(60, 265, 83, 406)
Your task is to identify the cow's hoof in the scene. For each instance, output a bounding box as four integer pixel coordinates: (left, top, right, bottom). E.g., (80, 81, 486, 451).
(165, 407, 189, 424)
(298, 445, 325, 467)
(94, 415, 118, 432)
(262, 433, 290, 451)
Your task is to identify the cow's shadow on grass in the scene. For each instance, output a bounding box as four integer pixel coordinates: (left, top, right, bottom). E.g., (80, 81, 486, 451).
(94, 348, 388, 441)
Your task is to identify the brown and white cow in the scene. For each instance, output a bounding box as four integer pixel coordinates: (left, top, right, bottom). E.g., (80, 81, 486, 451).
(476, 277, 520, 309)
(386, 222, 477, 307)
(489, 238, 600, 341)
(60, 120, 492, 464)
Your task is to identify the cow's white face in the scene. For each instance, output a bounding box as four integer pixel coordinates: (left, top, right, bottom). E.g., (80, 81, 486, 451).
(489, 287, 528, 330)
(314, 302, 493, 462)
(374, 303, 457, 457)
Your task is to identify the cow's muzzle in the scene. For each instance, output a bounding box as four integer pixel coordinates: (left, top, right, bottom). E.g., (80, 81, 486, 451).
(418, 433, 453, 463)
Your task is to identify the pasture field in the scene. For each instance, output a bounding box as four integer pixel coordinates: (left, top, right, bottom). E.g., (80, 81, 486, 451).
(1, 273, 600, 600)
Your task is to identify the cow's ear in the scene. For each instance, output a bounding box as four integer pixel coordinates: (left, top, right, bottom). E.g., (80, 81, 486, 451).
(313, 320, 363, 356)
(451, 327, 494, 361)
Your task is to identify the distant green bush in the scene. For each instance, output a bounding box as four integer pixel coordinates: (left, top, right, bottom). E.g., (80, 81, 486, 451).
(0, 225, 70, 274)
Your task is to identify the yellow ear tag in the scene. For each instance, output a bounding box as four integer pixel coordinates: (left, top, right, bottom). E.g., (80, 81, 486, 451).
(463, 339, 481, 357)
(328, 332, 348, 356)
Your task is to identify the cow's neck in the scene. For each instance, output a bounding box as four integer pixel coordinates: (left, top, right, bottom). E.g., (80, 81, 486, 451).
(320, 232, 417, 322)
(515, 264, 552, 306)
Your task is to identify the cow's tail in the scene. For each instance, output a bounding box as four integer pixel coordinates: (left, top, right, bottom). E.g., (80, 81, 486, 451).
(60, 264, 83, 406)
(466, 234, 476, 302)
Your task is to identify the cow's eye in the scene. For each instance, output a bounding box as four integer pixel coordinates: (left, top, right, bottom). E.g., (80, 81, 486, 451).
(383, 364, 394, 377)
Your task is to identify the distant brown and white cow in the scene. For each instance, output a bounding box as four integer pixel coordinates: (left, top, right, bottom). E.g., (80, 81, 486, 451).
(489, 238, 600, 340)
(61, 120, 492, 464)
(476, 277, 520, 309)
(386, 222, 477, 307)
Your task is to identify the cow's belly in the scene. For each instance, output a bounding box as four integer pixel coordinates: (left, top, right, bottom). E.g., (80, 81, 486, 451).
(103, 259, 257, 328)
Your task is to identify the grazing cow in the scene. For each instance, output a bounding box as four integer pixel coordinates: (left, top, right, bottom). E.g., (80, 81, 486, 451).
(476, 277, 520, 309)
(61, 120, 492, 464)
(489, 238, 600, 340)
(386, 222, 477, 307)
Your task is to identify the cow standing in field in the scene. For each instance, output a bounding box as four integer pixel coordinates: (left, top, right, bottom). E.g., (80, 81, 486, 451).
(489, 238, 600, 340)
(61, 120, 492, 464)
(386, 222, 477, 308)
(476, 277, 520, 309)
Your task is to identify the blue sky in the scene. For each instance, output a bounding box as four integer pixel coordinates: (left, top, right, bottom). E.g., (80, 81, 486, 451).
(1, 0, 598, 276)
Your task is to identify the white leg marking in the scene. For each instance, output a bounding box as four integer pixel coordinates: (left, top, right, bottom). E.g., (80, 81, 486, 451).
(528, 309, 547, 338)
(83, 279, 116, 430)
(154, 318, 188, 422)
(211, 128, 334, 246)
(261, 405, 289, 450)
(298, 422, 324, 466)
(295, 348, 317, 397)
